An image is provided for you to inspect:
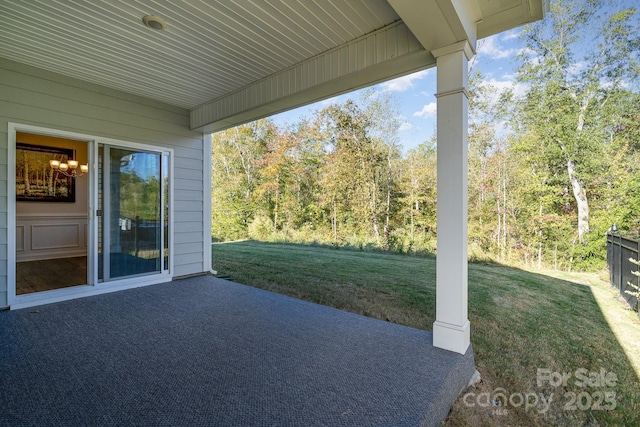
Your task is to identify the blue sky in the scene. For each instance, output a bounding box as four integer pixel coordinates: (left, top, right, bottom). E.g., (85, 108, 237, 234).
(271, 28, 526, 154)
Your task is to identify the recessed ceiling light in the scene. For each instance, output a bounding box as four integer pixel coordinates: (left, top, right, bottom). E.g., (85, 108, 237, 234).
(142, 15, 167, 30)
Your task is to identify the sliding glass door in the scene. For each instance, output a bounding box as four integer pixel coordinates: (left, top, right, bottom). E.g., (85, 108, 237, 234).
(7, 126, 174, 309)
(98, 145, 170, 282)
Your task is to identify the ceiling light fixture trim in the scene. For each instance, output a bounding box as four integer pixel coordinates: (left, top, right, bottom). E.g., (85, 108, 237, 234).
(142, 15, 167, 30)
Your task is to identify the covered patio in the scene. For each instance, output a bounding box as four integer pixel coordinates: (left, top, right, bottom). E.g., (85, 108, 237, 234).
(1, 1, 547, 425)
(1, 275, 474, 426)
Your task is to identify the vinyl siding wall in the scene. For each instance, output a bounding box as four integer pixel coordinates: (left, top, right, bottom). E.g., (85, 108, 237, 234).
(0, 59, 207, 308)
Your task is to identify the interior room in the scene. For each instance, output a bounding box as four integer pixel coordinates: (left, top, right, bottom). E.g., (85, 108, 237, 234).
(15, 132, 89, 294)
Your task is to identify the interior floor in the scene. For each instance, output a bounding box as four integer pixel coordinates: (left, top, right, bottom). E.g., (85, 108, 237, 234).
(16, 256, 87, 295)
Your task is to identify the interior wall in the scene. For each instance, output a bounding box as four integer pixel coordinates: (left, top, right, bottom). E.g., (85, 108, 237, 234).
(15, 132, 89, 262)
(16, 132, 88, 216)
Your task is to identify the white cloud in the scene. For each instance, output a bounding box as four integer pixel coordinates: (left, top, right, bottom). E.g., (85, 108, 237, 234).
(381, 69, 431, 92)
(413, 102, 437, 118)
(480, 77, 529, 100)
(398, 121, 412, 131)
(477, 35, 519, 60)
(511, 82, 529, 98)
(519, 47, 536, 57)
(501, 29, 520, 41)
(496, 75, 529, 99)
(483, 78, 514, 91)
(600, 79, 630, 90)
(567, 61, 587, 77)
(514, 47, 539, 68)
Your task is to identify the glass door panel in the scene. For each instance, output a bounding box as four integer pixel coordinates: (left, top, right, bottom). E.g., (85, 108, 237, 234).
(100, 147, 163, 281)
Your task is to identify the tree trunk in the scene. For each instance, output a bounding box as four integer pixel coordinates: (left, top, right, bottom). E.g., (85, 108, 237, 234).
(567, 157, 589, 242)
(497, 160, 501, 254)
(410, 196, 415, 242)
(384, 147, 391, 247)
(332, 200, 337, 243)
(496, 197, 501, 253)
(569, 94, 591, 243)
(372, 215, 380, 242)
(502, 159, 507, 259)
(537, 201, 543, 270)
(273, 187, 279, 232)
(371, 174, 379, 242)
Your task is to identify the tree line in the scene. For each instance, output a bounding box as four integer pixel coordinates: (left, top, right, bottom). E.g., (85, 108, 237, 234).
(211, 0, 639, 271)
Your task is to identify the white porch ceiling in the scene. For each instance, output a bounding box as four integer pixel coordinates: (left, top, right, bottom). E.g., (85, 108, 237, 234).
(0, 0, 547, 133)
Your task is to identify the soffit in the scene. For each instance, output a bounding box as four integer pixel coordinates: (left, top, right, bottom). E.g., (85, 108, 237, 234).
(475, 0, 549, 39)
(0, 0, 399, 110)
(0, 0, 547, 132)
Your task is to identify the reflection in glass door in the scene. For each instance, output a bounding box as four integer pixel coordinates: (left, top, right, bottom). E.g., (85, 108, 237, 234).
(98, 145, 169, 281)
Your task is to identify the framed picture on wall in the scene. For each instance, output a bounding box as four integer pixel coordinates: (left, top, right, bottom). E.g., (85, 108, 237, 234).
(16, 143, 76, 202)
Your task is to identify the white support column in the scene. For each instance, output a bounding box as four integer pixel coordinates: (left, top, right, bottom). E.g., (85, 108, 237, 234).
(432, 41, 474, 355)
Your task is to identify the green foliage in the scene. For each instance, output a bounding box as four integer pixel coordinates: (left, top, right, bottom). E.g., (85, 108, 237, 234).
(119, 172, 160, 220)
(209, 1, 639, 272)
(508, 0, 639, 267)
(247, 215, 273, 240)
(211, 119, 271, 241)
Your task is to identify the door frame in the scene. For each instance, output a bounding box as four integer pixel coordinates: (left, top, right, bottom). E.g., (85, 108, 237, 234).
(97, 142, 173, 283)
(8, 123, 174, 309)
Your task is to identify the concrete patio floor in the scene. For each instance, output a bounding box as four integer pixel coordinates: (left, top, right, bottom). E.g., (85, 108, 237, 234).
(0, 275, 475, 426)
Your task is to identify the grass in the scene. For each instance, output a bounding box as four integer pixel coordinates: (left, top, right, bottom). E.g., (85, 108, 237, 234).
(212, 240, 640, 426)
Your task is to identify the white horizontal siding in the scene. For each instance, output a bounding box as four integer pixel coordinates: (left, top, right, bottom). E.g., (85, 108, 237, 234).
(174, 165, 206, 181)
(0, 64, 202, 132)
(173, 191, 204, 205)
(0, 59, 207, 308)
(175, 178, 205, 192)
(174, 221, 203, 233)
(174, 231, 205, 245)
(175, 213, 204, 225)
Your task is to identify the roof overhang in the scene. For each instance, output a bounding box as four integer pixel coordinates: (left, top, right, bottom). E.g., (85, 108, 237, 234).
(192, 0, 548, 133)
(190, 20, 432, 133)
(0, 0, 548, 134)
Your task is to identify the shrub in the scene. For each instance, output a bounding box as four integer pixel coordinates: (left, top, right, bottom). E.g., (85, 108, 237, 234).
(248, 215, 273, 240)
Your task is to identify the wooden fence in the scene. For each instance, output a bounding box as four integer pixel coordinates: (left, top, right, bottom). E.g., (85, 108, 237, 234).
(606, 232, 639, 315)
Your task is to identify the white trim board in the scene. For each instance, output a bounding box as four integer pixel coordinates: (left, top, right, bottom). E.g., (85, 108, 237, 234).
(9, 274, 172, 310)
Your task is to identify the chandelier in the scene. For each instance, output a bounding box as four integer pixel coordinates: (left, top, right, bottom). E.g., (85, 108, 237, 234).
(50, 159, 89, 178)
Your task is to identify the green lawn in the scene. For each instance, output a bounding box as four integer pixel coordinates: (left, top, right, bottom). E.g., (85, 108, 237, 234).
(212, 240, 640, 426)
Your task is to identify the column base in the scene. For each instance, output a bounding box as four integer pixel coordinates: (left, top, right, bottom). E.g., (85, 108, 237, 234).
(433, 319, 470, 354)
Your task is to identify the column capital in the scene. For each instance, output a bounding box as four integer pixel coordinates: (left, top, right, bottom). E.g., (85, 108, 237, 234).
(431, 40, 475, 60)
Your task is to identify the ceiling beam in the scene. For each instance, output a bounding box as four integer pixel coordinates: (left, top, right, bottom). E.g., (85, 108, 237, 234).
(190, 21, 433, 133)
(388, 0, 479, 53)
